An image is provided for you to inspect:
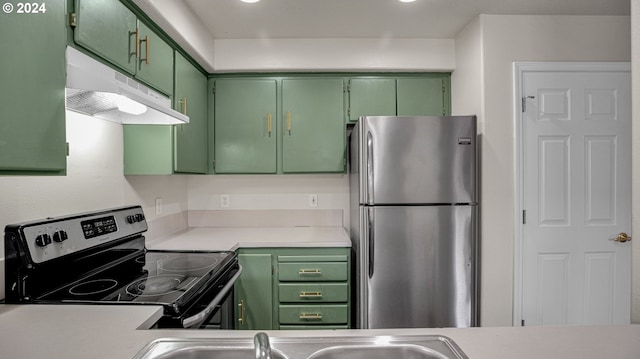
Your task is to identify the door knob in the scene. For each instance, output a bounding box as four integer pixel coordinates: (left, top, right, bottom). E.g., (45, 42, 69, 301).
(614, 232, 632, 243)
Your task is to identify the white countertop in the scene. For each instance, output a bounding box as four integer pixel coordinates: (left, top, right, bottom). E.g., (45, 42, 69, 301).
(147, 226, 351, 251)
(0, 304, 638, 359)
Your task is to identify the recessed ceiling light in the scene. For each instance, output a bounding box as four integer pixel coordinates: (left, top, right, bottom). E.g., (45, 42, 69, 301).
(398, 0, 417, 2)
(240, 0, 260, 3)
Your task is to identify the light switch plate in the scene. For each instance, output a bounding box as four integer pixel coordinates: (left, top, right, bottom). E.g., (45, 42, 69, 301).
(309, 194, 318, 207)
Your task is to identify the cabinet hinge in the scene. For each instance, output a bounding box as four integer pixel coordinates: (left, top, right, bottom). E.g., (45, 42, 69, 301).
(347, 108, 351, 117)
(212, 86, 215, 94)
(521, 319, 525, 326)
(68, 12, 77, 27)
(66, 143, 70, 157)
(522, 210, 527, 224)
(344, 83, 350, 92)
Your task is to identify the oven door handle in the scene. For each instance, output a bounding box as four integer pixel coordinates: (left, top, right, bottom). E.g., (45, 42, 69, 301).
(182, 264, 243, 329)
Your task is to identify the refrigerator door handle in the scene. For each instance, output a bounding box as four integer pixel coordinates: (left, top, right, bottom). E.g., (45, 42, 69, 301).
(366, 131, 374, 205)
(367, 207, 374, 278)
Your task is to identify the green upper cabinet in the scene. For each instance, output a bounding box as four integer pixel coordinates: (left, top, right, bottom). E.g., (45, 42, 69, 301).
(74, 0, 137, 74)
(123, 125, 173, 175)
(282, 78, 345, 173)
(214, 79, 277, 174)
(347, 76, 450, 123)
(0, 0, 66, 174)
(347, 78, 396, 122)
(135, 21, 174, 96)
(73, 0, 173, 96)
(174, 53, 208, 174)
(397, 77, 449, 116)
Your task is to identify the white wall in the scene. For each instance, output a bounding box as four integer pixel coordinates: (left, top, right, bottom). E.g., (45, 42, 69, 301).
(631, 0, 640, 324)
(187, 174, 350, 228)
(0, 111, 188, 299)
(213, 38, 455, 72)
(454, 15, 631, 327)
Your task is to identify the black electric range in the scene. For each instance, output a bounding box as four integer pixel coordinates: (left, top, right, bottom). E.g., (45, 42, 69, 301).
(4, 206, 240, 329)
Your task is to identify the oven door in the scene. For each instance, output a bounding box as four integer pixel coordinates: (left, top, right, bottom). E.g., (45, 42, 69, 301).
(181, 264, 242, 329)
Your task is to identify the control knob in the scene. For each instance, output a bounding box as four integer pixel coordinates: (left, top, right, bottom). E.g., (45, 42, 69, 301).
(35, 234, 52, 247)
(126, 215, 135, 224)
(53, 230, 68, 243)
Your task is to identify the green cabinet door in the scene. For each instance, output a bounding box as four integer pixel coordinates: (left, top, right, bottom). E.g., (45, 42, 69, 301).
(282, 79, 345, 173)
(397, 78, 447, 116)
(348, 78, 396, 122)
(214, 79, 277, 174)
(0, 0, 66, 173)
(74, 0, 137, 74)
(235, 253, 273, 330)
(123, 125, 173, 175)
(135, 21, 174, 96)
(174, 53, 208, 173)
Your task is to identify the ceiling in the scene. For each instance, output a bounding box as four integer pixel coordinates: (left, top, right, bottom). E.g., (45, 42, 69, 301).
(182, 0, 630, 39)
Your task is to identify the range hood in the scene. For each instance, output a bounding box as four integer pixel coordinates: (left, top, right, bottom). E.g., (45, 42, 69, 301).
(65, 46, 189, 125)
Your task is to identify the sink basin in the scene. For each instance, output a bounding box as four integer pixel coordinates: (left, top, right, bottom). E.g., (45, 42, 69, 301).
(307, 344, 449, 359)
(137, 345, 289, 359)
(133, 336, 467, 359)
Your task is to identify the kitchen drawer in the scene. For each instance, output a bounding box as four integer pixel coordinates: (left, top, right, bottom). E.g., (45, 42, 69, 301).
(278, 325, 349, 330)
(278, 283, 348, 303)
(279, 304, 348, 325)
(278, 262, 347, 282)
(278, 255, 348, 262)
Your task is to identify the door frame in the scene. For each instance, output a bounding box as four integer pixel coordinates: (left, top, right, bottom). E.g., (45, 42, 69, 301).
(512, 62, 631, 326)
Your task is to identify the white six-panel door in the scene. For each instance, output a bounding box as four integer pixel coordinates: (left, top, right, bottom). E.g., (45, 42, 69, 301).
(520, 66, 631, 326)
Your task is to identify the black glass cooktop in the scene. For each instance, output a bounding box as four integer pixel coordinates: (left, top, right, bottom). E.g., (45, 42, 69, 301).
(38, 250, 235, 310)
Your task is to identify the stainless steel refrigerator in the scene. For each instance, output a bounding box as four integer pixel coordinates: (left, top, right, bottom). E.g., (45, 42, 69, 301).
(349, 115, 478, 329)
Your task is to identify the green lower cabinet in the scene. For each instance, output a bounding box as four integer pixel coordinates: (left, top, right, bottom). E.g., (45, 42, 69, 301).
(282, 78, 345, 173)
(0, 0, 66, 174)
(235, 253, 273, 330)
(234, 247, 351, 330)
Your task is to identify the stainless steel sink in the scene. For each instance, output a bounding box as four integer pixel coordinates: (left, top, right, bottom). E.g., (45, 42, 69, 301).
(133, 335, 468, 359)
(307, 344, 450, 359)
(139, 346, 289, 359)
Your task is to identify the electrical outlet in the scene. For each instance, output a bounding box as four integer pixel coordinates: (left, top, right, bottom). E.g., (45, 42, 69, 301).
(155, 197, 163, 215)
(220, 194, 230, 208)
(309, 194, 318, 207)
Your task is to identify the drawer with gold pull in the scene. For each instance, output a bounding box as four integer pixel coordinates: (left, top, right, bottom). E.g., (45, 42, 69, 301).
(278, 304, 348, 325)
(278, 262, 347, 282)
(278, 283, 348, 303)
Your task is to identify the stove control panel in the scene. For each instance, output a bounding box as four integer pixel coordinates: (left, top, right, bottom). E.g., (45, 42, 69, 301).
(19, 206, 147, 264)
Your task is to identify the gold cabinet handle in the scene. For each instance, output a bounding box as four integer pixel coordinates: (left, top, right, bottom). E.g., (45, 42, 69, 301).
(179, 97, 188, 116)
(238, 299, 245, 325)
(286, 111, 292, 135)
(299, 313, 322, 320)
(139, 35, 149, 65)
(614, 232, 632, 243)
(298, 269, 321, 275)
(267, 113, 272, 136)
(299, 291, 323, 298)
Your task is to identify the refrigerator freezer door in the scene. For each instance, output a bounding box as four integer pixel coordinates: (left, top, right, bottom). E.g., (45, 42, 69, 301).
(358, 116, 476, 205)
(361, 205, 477, 329)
